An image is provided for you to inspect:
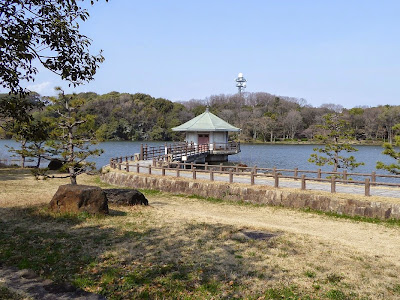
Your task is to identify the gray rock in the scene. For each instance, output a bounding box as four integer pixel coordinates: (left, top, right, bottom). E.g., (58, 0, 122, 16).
(103, 189, 148, 206)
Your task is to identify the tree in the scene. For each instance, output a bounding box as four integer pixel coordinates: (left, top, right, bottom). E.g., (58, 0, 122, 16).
(46, 88, 103, 184)
(6, 118, 50, 168)
(309, 114, 364, 174)
(376, 124, 400, 174)
(0, 0, 105, 95)
(284, 110, 302, 140)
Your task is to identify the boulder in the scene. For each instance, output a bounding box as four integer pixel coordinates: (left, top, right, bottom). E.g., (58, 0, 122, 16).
(49, 184, 109, 214)
(103, 189, 148, 206)
(48, 159, 64, 170)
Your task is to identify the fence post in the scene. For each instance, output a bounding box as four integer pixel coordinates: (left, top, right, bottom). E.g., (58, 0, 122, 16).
(331, 177, 336, 193)
(253, 165, 257, 174)
(210, 170, 214, 181)
(317, 169, 321, 179)
(343, 170, 347, 184)
(229, 170, 233, 183)
(144, 144, 148, 160)
(193, 168, 196, 180)
(371, 171, 376, 186)
(152, 158, 156, 167)
(294, 167, 298, 179)
(126, 162, 129, 172)
(205, 162, 208, 171)
(251, 172, 255, 185)
(220, 163, 223, 172)
(365, 178, 370, 196)
(274, 173, 279, 188)
(176, 166, 180, 177)
(140, 144, 144, 160)
(148, 165, 152, 175)
(118, 163, 121, 170)
(301, 175, 306, 190)
(191, 162, 194, 169)
(236, 165, 239, 173)
(136, 163, 140, 173)
(273, 166, 277, 176)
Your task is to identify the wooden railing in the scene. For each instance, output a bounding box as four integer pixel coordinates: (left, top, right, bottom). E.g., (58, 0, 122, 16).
(121, 141, 241, 162)
(108, 160, 400, 197)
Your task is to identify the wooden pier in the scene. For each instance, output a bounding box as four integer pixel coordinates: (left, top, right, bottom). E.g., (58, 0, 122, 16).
(132, 141, 240, 163)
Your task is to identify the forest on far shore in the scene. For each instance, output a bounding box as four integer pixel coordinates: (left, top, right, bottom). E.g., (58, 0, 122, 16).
(1, 91, 399, 144)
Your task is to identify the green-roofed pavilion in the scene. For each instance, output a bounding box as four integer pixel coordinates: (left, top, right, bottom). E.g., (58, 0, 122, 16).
(172, 107, 240, 132)
(171, 107, 241, 162)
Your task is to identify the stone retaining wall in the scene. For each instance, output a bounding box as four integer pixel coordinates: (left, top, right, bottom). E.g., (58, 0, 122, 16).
(101, 171, 400, 220)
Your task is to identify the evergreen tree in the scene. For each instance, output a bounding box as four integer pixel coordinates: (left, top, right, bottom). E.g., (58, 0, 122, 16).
(376, 124, 400, 174)
(309, 114, 364, 175)
(46, 88, 103, 184)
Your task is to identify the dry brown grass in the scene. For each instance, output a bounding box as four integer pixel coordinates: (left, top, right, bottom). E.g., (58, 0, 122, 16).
(1, 168, 400, 299)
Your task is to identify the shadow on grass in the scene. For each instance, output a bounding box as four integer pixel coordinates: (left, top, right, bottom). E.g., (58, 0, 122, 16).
(0, 203, 348, 299)
(0, 168, 32, 181)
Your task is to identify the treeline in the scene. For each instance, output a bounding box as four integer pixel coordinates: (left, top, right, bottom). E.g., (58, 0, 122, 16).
(1, 91, 399, 143)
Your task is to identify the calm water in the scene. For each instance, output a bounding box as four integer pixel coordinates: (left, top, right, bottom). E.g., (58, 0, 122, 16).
(0, 140, 398, 180)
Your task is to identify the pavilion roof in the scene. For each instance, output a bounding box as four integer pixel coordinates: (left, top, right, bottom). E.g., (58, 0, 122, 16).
(172, 108, 240, 132)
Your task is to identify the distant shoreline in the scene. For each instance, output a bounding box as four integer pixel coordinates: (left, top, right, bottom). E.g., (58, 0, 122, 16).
(0, 138, 386, 146)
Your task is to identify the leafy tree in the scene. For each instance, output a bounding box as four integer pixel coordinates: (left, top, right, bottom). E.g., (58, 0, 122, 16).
(308, 114, 364, 174)
(46, 88, 103, 184)
(6, 119, 50, 168)
(0, 0, 105, 94)
(376, 124, 400, 174)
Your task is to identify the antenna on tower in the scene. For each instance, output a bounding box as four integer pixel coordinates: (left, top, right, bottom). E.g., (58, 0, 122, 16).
(235, 72, 247, 95)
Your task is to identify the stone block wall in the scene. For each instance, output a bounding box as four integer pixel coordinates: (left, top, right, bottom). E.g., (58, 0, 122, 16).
(101, 171, 400, 220)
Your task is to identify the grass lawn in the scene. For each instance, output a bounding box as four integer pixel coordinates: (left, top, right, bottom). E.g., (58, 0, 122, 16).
(1, 168, 400, 299)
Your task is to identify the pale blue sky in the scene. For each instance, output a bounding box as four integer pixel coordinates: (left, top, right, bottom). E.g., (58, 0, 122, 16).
(12, 0, 400, 107)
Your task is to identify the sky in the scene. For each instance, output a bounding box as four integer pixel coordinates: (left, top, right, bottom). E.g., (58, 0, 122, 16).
(9, 0, 400, 108)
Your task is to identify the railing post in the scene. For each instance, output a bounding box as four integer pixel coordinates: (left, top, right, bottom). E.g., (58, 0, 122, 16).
(251, 172, 255, 185)
(331, 177, 336, 193)
(191, 162, 194, 169)
(229, 170, 233, 183)
(371, 171, 376, 186)
(236, 165, 239, 173)
(162, 166, 166, 176)
(301, 175, 306, 190)
(126, 162, 129, 172)
(210, 170, 214, 181)
(140, 144, 144, 160)
(136, 163, 140, 173)
(205, 162, 208, 171)
(193, 168, 196, 180)
(343, 170, 347, 184)
(220, 163, 223, 172)
(317, 169, 321, 179)
(365, 178, 370, 196)
(294, 167, 298, 179)
(176, 164, 180, 177)
(153, 158, 156, 167)
(253, 166, 257, 174)
(273, 166, 277, 176)
(274, 173, 279, 188)
(148, 165, 152, 175)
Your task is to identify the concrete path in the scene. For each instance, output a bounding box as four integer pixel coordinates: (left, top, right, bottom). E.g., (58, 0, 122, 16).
(123, 161, 400, 199)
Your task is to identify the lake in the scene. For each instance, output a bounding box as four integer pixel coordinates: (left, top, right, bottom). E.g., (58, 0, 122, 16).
(0, 140, 397, 180)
